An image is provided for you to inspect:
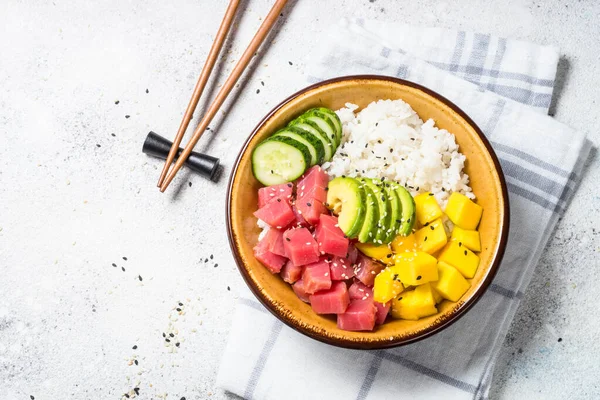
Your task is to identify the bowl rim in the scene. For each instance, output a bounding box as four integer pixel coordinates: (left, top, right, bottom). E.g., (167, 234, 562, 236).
(226, 75, 510, 349)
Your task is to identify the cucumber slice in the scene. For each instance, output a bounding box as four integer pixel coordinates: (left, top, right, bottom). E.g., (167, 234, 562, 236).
(292, 116, 337, 150)
(272, 128, 321, 166)
(304, 110, 340, 147)
(360, 178, 391, 244)
(289, 121, 334, 161)
(286, 126, 327, 164)
(251, 136, 309, 186)
(394, 183, 416, 236)
(314, 107, 343, 144)
(357, 182, 379, 243)
(326, 177, 366, 238)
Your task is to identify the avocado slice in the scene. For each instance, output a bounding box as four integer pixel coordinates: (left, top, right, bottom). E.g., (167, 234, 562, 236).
(392, 183, 416, 236)
(384, 182, 402, 242)
(326, 177, 366, 238)
(357, 182, 379, 243)
(361, 178, 392, 244)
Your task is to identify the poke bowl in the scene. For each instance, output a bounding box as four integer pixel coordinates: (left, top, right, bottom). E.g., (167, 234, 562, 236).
(226, 75, 509, 349)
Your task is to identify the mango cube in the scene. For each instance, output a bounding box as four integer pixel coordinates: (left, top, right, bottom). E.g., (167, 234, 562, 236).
(432, 262, 471, 302)
(355, 242, 394, 265)
(373, 266, 405, 303)
(391, 233, 417, 253)
(438, 242, 480, 278)
(431, 287, 443, 304)
(450, 226, 481, 252)
(444, 192, 483, 230)
(394, 251, 438, 286)
(415, 218, 448, 254)
(414, 192, 444, 225)
(391, 284, 437, 320)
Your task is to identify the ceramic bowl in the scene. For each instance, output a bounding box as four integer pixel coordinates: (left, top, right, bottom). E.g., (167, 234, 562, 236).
(226, 75, 509, 349)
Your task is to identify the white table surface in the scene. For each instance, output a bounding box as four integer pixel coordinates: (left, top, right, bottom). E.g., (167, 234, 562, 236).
(1, 0, 599, 399)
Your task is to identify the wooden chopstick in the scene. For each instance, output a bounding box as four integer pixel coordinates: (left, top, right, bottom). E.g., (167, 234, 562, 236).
(159, 0, 289, 192)
(157, 0, 241, 187)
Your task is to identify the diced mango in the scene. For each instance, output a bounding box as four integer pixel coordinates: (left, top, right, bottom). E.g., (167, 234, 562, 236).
(414, 192, 444, 225)
(431, 287, 443, 304)
(394, 251, 438, 286)
(415, 218, 448, 254)
(444, 192, 483, 230)
(450, 226, 481, 252)
(432, 261, 471, 302)
(355, 242, 394, 265)
(391, 233, 417, 253)
(390, 284, 437, 320)
(438, 242, 480, 278)
(373, 266, 405, 303)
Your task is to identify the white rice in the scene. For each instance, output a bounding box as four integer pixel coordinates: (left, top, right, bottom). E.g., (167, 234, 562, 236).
(323, 99, 473, 208)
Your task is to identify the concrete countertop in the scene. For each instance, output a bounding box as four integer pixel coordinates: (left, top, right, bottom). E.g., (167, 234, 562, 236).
(1, 0, 598, 399)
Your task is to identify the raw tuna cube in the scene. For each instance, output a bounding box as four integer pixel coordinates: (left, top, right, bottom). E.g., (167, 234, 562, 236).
(319, 214, 345, 236)
(258, 183, 293, 208)
(292, 279, 310, 303)
(346, 243, 359, 263)
(315, 215, 349, 257)
(337, 299, 377, 331)
(297, 184, 327, 203)
(253, 238, 286, 274)
(355, 254, 386, 286)
(302, 259, 332, 294)
(297, 165, 329, 192)
(281, 260, 303, 284)
(263, 228, 286, 257)
(254, 199, 295, 229)
(348, 281, 373, 300)
(329, 256, 355, 281)
(282, 227, 320, 266)
(309, 281, 350, 314)
(291, 204, 309, 228)
(375, 301, 391, 325)
(296, 199, 328, 225)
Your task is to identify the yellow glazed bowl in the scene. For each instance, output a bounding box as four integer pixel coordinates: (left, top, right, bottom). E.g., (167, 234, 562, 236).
(226, 76, 509, 349)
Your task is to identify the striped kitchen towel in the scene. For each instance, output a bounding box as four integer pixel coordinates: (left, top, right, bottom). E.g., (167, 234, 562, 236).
(217, 18, 591, 400)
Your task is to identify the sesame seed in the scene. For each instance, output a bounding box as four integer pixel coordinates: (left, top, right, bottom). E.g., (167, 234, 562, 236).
(132, 345, 137, 349)
(134, 359, 139, 365)
(424, 236, 428, 242)
(416, 275, 422, 280)
(464, 250, 468, 255)
(430, 225, 435, 230)
(306, 242, 311, 245)
(459, 242, 462, 247)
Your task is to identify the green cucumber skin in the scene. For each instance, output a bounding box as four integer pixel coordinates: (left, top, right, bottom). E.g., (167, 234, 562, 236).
(314, 107, 343, 142)
(305, 110, 340, 147)
(291, 116, 337, 150)
(288, 121, 334, 161)
(284, 126, 326, 164)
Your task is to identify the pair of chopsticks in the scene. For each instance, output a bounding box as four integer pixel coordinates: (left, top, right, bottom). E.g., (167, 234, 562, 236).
(157, 0, 289, 192)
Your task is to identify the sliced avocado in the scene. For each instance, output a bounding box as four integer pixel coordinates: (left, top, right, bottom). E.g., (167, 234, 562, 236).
(360, 178, 391, 244)
(326, 177, 366, 238)
(384, 182, 402, 242)
(357, 181, 379, 243)
(394, 183, 416, 236)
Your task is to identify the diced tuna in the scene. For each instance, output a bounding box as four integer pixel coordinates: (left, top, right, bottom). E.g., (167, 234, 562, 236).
(309, 281, 350, 314)
(329, 256, 355, 281)
(253, 238, 286, 274)
(292, 279, 310, 303)
(296, 199, 328, 225)
(254, 199, 295, 229)
(296, 165, 329, 192)
(355, 254, 386, 286)
(281, 260, 303, 284)
(337, 299, 377, 331)
(318, 214, 345, 236)
(315, 215, 349, 257)
(297, 184, 327, 203)
(282, 227, 320, 266)
(291, 203, 309, 228)
(263, 228, 286, 257)
(346, 243, 359, 263)
(348, 281, 373, 300)
(302, 258, 332, 294)
(258, 183, 293, 208)
(375, 301, 391, 325)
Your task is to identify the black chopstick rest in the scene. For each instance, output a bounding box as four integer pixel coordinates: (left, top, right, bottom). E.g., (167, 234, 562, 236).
(142, 131, 220, 181)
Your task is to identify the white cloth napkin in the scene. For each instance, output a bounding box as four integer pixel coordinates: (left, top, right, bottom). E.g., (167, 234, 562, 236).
(217, 18, 591, 400)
